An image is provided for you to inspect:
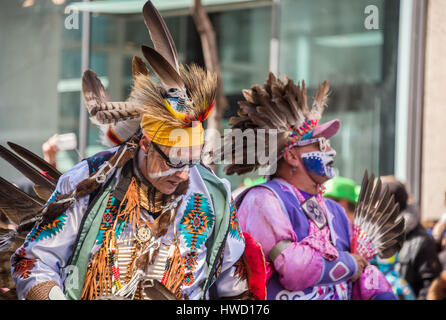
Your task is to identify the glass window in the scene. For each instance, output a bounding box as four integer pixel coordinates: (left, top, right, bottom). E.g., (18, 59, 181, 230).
(0, 0, 401, 192)
(0, 1, 80, 181)
(278, 0, 400, 184)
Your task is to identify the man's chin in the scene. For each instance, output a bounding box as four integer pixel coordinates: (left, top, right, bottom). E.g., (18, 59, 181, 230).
(309, 171, 331, 185)
(156, 179, 190, 196)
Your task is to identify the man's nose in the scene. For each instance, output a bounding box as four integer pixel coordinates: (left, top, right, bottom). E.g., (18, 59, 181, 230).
(173, 168, 189, 180)
(327, 149, 336, 157)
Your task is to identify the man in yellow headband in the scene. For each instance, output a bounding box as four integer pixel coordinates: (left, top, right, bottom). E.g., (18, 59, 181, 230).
(2, 1, 255, 301)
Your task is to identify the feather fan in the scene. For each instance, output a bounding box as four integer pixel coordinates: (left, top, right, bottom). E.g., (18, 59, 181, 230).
(351, 170, 405, 260)
(0, 141, 64, 295)
(0, 145, 55, 191)
(7, 142, 61, 181)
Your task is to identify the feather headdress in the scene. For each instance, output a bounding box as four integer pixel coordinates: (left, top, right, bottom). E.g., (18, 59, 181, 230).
(82, 1, 217, 147)
(222, 72, 333, 176)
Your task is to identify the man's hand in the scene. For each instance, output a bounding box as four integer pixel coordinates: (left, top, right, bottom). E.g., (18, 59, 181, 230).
(42, 134, 60, 167)
(350, 253, 369, 282)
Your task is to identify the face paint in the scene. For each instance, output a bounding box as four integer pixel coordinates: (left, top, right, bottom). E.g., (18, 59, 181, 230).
(147, 166, 190, 179)
(301, 149, 336, 178)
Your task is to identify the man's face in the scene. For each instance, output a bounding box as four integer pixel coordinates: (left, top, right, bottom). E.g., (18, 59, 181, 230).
(295, 136, 336, 184)
(139, 136, 202, 195)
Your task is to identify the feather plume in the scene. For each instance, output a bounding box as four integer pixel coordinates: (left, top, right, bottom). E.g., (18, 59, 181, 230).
(7, 142, 61, 181)
(0, 181, 43, 226)
(80, 2, 215, 143)
(143, 279, 179, 300)
(82, 69, 111, 115)
(179, 64, 217, 119)
(142, 1, 179, 71)
(92, 102, 143, 125)
(141, 45, 183, 89)
(0, 288, 18, 300)
(130, 73, 184, 127)
(309, 80, 330, 121)
(33, 185, 53, 202)
(132, 56, 150, 77)
(0, 145, 56, 190)
(351, 170, 405, 260)
(82, 70, 141, 146)
(223, 72, 329, 175)
(0, 267, 15, 288)
(130, 62, 216, 128)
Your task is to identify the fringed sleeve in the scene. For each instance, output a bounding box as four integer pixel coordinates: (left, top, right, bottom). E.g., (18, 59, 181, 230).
(11, 161, 91, 300)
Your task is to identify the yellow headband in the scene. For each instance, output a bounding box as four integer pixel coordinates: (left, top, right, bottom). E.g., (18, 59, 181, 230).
(141, 113, 204, 147)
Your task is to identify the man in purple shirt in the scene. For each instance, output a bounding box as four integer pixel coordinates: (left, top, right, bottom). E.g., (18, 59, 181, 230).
(222, 73, 396, 300)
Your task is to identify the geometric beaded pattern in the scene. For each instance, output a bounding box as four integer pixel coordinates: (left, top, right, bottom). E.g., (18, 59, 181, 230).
(95, 191, 123, 245)
(179, 193, 214, 251)
(228, 199, 243, 241)
(26, 191, 67, 243)
(179, 193, 214, 286)
(11, 248, 37, 279)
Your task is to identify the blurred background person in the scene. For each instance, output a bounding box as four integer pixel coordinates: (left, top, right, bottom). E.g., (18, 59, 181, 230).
(374, 254, 415, 300)
(426, 203, 446, 300)
(323, 176, 357, 223)
(324, 176, 416, 299)
(431, 206, 446, 270)
(381, 175, 442, 300)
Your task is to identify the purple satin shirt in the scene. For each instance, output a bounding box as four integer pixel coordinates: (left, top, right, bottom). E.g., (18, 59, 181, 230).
(237, 178, 395, 300)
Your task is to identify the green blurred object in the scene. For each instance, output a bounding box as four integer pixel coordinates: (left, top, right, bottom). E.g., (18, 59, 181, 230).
(323, 176, 358, 204)
(243, 177, 266, 187)
(355, 185, 361, 203)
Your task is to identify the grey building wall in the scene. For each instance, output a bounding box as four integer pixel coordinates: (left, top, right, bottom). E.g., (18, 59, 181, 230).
(0, 1, 62, 182)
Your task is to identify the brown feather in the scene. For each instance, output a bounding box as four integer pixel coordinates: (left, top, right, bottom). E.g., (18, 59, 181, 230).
(0, 145, 56, 190)
(7, 142, 62, 181)
(130, 62, 216, 128)
(310, 80, 330, 120)
(142, 1, 179, 71)
(222, 73, 333, 175)
(33, 185, 53, 202)
(353, 171, 405, 259)
(141, 45, 183, 88)
(179, 64, 217, 118)
(0, 272, 15, 289)
(0, 288, 18, 300)
(82, 69, 111, 114)
(93, 102, 143, 125)
(132, 56, 150, 77)
(0, 179, 43, 225)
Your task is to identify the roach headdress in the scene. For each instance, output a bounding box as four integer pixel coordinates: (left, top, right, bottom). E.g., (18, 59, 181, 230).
(222, 72, 340, 175)
(82, 0, 217, 148)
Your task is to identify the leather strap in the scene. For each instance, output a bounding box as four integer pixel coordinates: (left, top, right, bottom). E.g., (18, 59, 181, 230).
(269, 240, 292, 262)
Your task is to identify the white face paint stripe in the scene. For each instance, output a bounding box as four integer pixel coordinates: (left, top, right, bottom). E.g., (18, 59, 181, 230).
(147, 167, 189, 178)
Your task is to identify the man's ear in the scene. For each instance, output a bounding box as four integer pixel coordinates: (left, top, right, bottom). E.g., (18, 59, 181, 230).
(139, 135, 151, 153)
(283, 148, 301, 167)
